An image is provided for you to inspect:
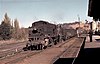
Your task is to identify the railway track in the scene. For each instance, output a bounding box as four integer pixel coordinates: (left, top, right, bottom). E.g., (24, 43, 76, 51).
(16, 37, 79, 64)
(54, 37, 76, 48)
(0, 37, 78, 64)
(0, 50, 42, 64)
(0, 42, 26, 59)
(51, 37, 78, 64)
(53, 37, 85, 64)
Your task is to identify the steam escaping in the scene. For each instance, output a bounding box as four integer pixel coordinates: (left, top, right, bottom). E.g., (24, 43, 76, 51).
(50, 12, 65, 24)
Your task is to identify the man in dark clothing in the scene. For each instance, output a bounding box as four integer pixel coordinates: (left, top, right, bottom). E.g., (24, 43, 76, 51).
(89, 30, 93, 42)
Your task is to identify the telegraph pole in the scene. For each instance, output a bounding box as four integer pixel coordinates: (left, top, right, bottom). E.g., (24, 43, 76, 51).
(77, 14, 80, 28)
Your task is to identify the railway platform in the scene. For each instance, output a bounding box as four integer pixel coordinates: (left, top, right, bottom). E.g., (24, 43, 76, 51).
(74, 35, 100, 64)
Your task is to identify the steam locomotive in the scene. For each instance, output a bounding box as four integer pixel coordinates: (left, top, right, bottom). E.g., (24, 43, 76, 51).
(23, 21, 77, 51)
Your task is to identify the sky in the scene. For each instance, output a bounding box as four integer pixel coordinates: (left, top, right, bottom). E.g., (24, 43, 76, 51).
(0, 0, 92, 28)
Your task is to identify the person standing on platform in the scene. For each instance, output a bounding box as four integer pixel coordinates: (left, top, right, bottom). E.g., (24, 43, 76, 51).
(89, 30, 93, 42)
(76, 28, 79, 37)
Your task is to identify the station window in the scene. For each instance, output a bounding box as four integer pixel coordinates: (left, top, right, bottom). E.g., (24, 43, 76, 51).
(35, 38, 36, 40)
(37, 38, 39, 40)
(32, 38, 34, 41)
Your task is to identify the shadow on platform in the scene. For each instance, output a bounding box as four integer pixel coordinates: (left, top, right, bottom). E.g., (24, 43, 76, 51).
(54, 48, 100, 64)
(53, 58, 74, 64)
(95, 39, 100, 42)
(74, 47, 100, 64)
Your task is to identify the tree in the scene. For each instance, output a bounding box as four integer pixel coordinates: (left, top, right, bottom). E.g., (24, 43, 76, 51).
(13, 19, 28, 40)
(0, 13, 28, 40)
(19, 28, 28, 40)
(0, 13, 13, 40)
(14, 19, 19, 30)
(3, 13, 11, 25)
(12, 19, 20, 39)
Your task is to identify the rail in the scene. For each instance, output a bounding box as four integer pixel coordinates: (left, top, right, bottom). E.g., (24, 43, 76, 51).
(72, 37, 86, 64)
(53, 37, 86, 64)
